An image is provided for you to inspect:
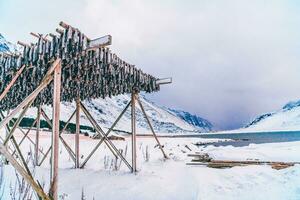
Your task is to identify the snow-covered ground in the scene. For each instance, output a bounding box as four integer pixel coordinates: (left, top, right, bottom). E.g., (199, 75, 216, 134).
(1, 129, 300, 200)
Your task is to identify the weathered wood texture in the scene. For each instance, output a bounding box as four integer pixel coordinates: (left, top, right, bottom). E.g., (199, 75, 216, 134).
(187, 154, 299, 170)
(49, 60, 61, 200)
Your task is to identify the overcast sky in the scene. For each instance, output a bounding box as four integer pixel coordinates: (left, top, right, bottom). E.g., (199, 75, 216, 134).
(1, 0, 300, 130)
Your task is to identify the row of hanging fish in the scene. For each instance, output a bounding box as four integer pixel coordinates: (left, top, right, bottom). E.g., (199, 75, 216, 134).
(0, 22, 159, 111)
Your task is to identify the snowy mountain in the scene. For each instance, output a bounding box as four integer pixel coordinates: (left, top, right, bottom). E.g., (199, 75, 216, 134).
(244, 100, 300, 131)
(0, 34, 212, 134)
(0, 34, 16, 53)
(25, 95, 212, 134)
(168, 109, 213, 132)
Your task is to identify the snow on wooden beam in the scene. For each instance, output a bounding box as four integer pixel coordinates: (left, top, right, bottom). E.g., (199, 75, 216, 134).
(156, 77, 172, 85)
(87, 35, 112, 50)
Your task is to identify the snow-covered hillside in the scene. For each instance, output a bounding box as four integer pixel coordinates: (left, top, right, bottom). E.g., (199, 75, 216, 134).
(168, 109, 213, 131)
(25, 94, 212, 134)
(244, 100, 300, 131)
(0, 34, 212, 134)
(0, 33, 16, 53)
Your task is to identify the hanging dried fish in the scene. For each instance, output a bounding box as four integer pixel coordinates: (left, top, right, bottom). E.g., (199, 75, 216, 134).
(0, 22, 160, 111)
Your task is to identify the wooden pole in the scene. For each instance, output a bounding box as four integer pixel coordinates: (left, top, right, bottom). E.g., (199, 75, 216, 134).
(136, 96, 168, 159)
(49, 60, 61, 200)
(75, 98, 80, 168)
(131, 90, 137, 173)
(35, 106, 41, 166)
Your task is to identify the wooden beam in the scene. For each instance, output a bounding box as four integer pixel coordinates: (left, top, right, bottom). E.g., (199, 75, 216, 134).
(131, 91, 137, 173)
(87, 35, 112, 50)
(16, 127, 45, 156)
(137, 96, 168, 159)
(59, 21, 90, 40)
(156, 77, 172, 85)
(0, 64, 26, 102)
(60, 109, 76, 135)
(49, 60, 61, 200)
(79, 102, 132, 171)
(35, 106, 41, 166)
(30, 32, 49, 42)
(17, 41, 30, 47)
(40, 108, 76, 162)
(3, 101, 32, 146)
(38, 147, 51, 166)
(80, 100, 131, 168)
(75, 99, 80, 168)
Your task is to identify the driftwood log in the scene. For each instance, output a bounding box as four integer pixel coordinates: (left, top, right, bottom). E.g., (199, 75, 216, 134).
(187, 154, 300, 170)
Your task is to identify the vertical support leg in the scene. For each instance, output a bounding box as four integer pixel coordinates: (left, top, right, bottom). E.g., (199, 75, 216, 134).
(131, 90, 137, 173)
(49, 60, 61, 200)
(35, 105, 41, 166)
(75, 99, 80, 168)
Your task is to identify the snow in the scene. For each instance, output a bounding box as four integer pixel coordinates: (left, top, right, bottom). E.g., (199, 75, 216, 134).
(1, 128, 300, 200)
(0, 34, 17, 53)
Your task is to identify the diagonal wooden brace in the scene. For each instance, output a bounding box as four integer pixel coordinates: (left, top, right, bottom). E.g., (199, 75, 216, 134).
(0, 64, 26, 102)
(0, 143, 51, 200)
(79, 101, 132, 171)
(40, 108, 76, 164)
(136, 96, 168, 159)
(3, 100, 33, 146)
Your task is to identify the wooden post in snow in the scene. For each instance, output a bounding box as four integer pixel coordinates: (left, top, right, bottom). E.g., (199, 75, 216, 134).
(35, 105, 41, 166)
(49, 60, 62, 200)
(131, 89, 137, 173)
(75, 98, 80, 168)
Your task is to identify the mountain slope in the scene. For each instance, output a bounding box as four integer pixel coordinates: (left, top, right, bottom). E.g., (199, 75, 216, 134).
(25, 95, 212, 134)
(244, 100, 300, 131)
(168, 109, 213, 132)
(0, 34, 16, 53)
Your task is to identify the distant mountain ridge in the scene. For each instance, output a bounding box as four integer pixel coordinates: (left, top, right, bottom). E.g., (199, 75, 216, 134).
(0, 33, 213, 134)
(244, 100, 300, 131)
(168, 109, 213, 132)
